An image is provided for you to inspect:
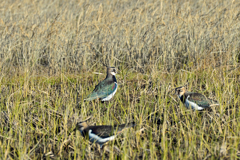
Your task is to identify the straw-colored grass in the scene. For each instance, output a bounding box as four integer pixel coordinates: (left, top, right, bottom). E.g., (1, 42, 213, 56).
(0, 0, 240, 159)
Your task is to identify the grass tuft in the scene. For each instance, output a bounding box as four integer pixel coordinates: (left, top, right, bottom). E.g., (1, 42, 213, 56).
(0, 0, 240, 159)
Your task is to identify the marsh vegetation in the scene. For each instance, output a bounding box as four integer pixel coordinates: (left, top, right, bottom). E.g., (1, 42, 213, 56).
(0, 0, 240, 159)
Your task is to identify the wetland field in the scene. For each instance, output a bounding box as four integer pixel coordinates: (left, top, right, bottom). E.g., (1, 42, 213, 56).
(0, 0, 240, 159)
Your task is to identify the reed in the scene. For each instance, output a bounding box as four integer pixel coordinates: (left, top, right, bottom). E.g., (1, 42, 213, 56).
(0, 0, 239, 159)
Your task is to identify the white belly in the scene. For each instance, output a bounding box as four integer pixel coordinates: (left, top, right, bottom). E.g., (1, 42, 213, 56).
(88, 129, 116, 147)
(185, 99, 204, 110)
(101, 82, 118, 101)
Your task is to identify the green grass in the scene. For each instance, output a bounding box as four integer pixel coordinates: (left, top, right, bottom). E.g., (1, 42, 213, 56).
(0, 0, 240, 159)
(0, 67, 239, 159)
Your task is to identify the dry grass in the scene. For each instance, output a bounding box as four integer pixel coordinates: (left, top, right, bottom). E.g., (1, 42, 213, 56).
(0, 0, 240, 159)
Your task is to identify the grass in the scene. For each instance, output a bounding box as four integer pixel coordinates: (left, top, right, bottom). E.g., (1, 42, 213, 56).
(0, 0, 240, 159)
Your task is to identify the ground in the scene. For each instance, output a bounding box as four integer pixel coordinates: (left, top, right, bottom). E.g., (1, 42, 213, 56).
(0, 0, 240, 159)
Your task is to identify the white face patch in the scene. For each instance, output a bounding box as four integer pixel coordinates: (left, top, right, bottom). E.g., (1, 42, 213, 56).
(110, 72, 116, 76)
(80, 126, 85, 131)
(179, 89, 185, 96)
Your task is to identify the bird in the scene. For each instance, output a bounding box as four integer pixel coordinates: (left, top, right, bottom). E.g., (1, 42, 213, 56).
(175, 86, 219, 110)
(85, 67, 117, 102)
(77, 121, 136, 148)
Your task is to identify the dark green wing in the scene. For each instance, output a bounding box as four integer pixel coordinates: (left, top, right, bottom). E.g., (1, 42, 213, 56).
(186, 93, 211, 108)
(85, 82, 117, 100)
(90, 122, 135, 138)
(90, 126, 115, 138)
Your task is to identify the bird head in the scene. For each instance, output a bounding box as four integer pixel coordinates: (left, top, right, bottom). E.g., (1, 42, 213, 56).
(77, 122, 88, 131)
(175, 86, 186, 97)
(107, 67, 117, 76)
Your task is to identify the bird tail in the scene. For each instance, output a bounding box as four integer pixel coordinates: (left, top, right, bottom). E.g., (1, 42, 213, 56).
(117, 122, 136, 132)
(210, 103, 220, 107)
(126, 122, 136, 128)
(207, 98, 220, 107)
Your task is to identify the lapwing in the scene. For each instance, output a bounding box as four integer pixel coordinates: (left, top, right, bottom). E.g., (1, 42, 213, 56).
(175, 86, 219, 110)
(77, 122, 136, 148)
(85, 67, 117, 102)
